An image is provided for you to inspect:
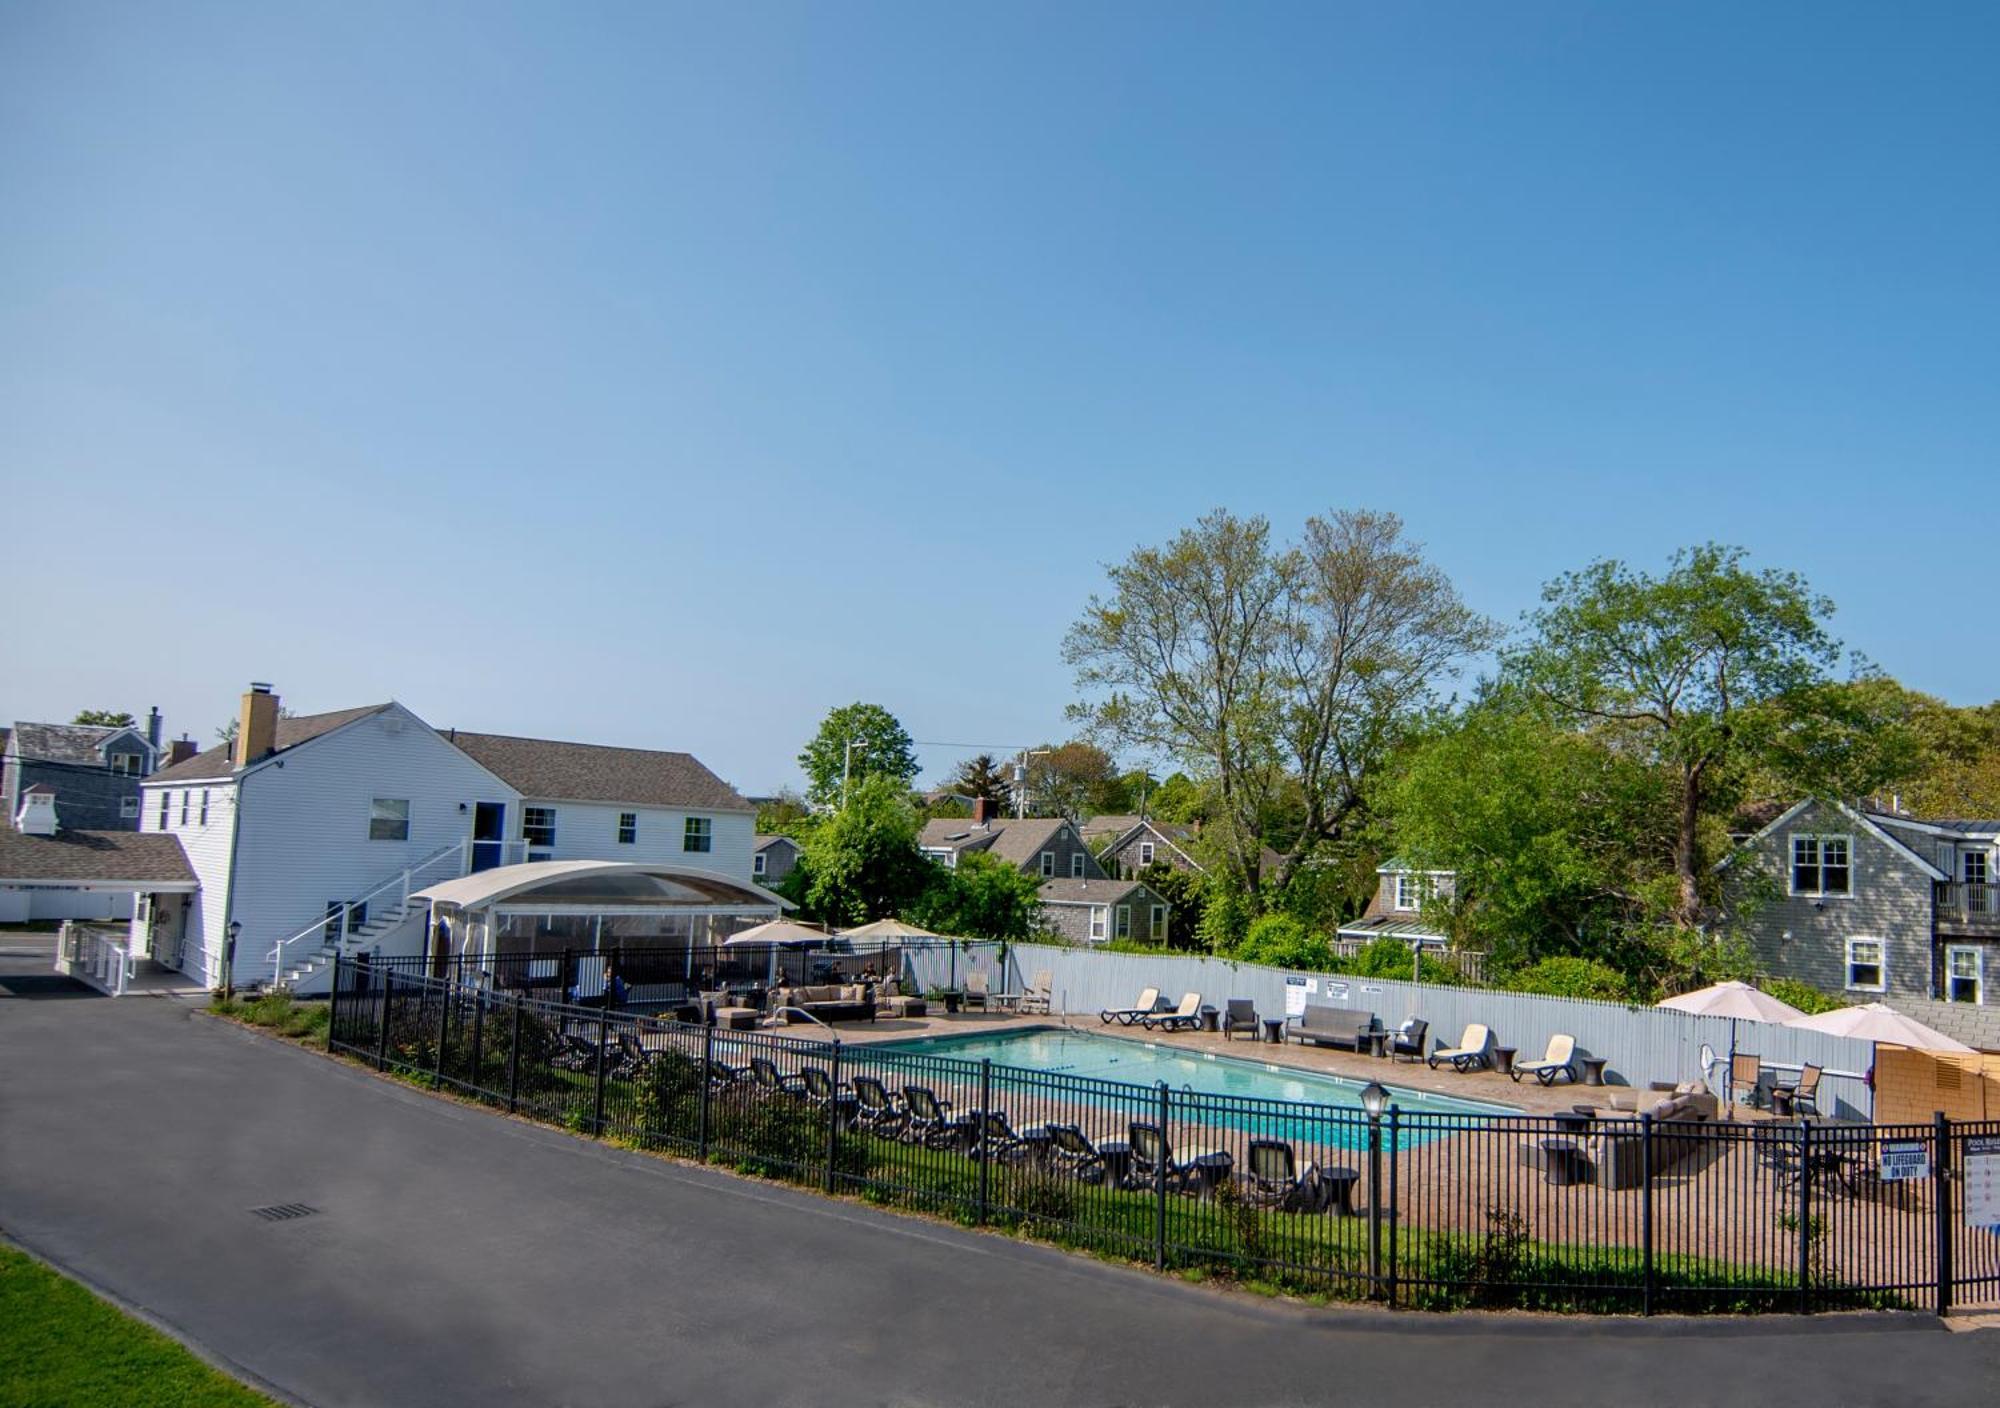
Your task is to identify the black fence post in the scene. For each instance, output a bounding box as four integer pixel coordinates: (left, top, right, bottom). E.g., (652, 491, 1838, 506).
(329, 955, 343, 1046)
(977, 1058, 993, 1226)
(1367, 1110, 1383, 1299)
(825, 1038, 843, 1194)
(1935, 1112, 1954, 1317)
(1386, 1107, 1400, 1306)
(507, 995, 523, 1114)
(1155, 1082, 1169, 1272)
(433, 981, 451, 1087)
(469, 987, 485, 1094)
(698, 1018, 714, 1162)
(591, 1007, 610, 1136)
(1640, 1112, 1655, 1316)
(1796, 1119, 1812, 1315)
(376, 971, 394, 1071)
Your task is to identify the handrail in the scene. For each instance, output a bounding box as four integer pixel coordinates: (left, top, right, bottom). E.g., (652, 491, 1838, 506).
(771, 1004, 840, 1037)
(265, 838, 472, 984)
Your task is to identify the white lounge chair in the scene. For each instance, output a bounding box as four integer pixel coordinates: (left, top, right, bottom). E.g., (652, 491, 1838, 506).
(1139, 992, 1202, 1032)
(1513, 1033, 1578, 1086)
(1099, 986, 1162, 1026)
(1427, 1022, 1492, 1072)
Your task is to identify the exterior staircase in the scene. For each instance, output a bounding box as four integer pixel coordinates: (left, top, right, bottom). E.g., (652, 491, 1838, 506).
(278, 904, 424, 992)
(263, 841, 472, 994)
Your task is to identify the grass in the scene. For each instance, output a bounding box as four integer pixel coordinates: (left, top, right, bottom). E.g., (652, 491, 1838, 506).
(0, 1244, 275, 1407)
(209, 990, 329, 1043)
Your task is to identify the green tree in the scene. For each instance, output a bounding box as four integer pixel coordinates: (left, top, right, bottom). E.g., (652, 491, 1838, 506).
(1147, 772, 1207, 825)
(908, 851, 1048, 941)
(755, 789, 814, 838)
(1510, 956, 1633, 1003)
(1506, 545, 1843, 926)
(796, 775, 935, 925)
(1232, 913, 1332, 969)
(1066, 508, 1493, 906)
(1023, 740, 1118, 820)
(72, 709, 136, 728)
(947, 753, 1013, 812)
(1135, 862, 1207, 948)
(797, 703, 919, 808)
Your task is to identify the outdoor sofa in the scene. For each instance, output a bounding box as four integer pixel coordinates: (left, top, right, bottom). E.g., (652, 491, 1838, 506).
(1289, 1004, 1375, 1052)
(771, 982, 878, 1023)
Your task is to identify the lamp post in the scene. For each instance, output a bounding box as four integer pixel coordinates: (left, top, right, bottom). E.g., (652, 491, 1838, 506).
(1360, 1079, 1388, 1299)
(841, 738, 869, 809)
(223, 919, 242, 1001)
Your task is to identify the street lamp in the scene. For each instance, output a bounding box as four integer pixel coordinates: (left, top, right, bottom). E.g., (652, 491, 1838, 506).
(223, 919, 242, 1001)
(1360, 1080, 1389, 1299)
(841, 738, 869, 809)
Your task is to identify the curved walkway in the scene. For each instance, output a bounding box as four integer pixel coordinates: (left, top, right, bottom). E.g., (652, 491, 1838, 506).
(2, 959, 1996, 1407)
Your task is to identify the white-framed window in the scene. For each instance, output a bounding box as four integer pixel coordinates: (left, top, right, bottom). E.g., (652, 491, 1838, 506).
(109, 753, 141, 776)
(199, 790, 209, 826)
(1114, 904, 1131, 939)
(1150, 903, 1167, 940)
(1947, 946, 1983, 1005)
(1040, 851, 1055, 878)
(1070, 851, 1086, 878)
(617, 812, 637, 845)
(1791, 835, 1852, 897)
(120, 796, 140, 819)
(752, 851, 766, 876)
(1088, 905, 1107, 941)
(1139, 841, 1155, 867)
(523, 806, 557, 849)
(1965, 851, 1989, 888)
(1394, 873, 1433, 911)
(179, 792, 190, 825)
(369, 797, 411, 841)
(158, 792, 171, 829)
(1845, 936, 1886, 992)
(683, 816, 712, 853)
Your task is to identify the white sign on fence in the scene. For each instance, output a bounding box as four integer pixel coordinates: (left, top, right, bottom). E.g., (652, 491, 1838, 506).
(1284, 976, 1309, 1017)
(1324, 979, 1350, 1002)
(1965, 1136, 2000, 1232)
(1878, 1141, 1929, 1183)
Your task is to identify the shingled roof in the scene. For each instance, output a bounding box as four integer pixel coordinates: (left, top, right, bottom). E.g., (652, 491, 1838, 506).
(0, 825, 196, 885)
(445, 732, 751, 812)
(145, 705, 393, 783)
(7, 722, 130, 767)
(918, 817, 1076, 868)
(1035, 877, 1148, 905)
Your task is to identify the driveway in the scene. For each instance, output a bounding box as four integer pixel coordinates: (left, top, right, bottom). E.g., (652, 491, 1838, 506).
(2, 956, 1996, 1408)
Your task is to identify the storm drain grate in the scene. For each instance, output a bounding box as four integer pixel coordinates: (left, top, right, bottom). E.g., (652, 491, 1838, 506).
(248, 1203, 319, 1223)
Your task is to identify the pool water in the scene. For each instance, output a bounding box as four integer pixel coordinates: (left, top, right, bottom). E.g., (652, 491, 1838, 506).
(869, 1026, 1516, 1143)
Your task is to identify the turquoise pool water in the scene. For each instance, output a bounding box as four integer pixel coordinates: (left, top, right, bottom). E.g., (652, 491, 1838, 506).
(868, 1026, 1516, 1142)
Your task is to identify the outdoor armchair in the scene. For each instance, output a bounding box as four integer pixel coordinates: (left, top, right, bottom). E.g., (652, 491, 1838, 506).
(1221, 998, 1260, 1040)
(1386, 1017, 1429, 1061)
(963, 971, 991, 1011)
(1513, 1033, 1578, 1086)
(1772, 1063, 1822, 1117)
(1237, 1138, 1332, 1213)
(1019, 970, 1054, 1015)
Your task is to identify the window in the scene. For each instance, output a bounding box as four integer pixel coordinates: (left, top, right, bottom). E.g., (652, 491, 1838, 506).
(120, 796, 140, 819)
(1114, 904, 1131, 939)
(369, 798, 411, 841)
(158, 793, 170, 829)
(1139, 841, 1155, 867)
(110, 753, 141, 776)
(617, 812, 637, 845)
(683, 816, 712, 853)
(1150, 904, 1168, 940)
(1394, 873, 1433, 911)
(1089, 905, 1108, 941)
(1791, 835, 1851, 897)
(179, 792, 189, 825)
(753, 851, 766, 876)
(1948, 946, 1983, 1005)
(199, 791, 209, 826)
(1965, 852, 1989, 888)
(1040, 851, 1055, 878)
(523, 807, 557, 848)
(1846, 937, 1885, 992)
(1070, 851, 1086, 878)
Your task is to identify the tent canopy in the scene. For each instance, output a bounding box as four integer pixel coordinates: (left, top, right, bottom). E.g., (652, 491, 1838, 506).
(413, 859, 790, 913)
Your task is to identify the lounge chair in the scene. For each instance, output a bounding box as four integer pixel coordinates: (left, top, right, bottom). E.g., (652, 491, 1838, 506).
(963, 971, 991, 1011)
(749, 1056, 807, 1096)
(1513, 1033, 1578, 1086)
(1772, 1063, 1822, 1117)
(1730, 1052, 1763, 1109)
(1100, 987, 1162, 1026)
(1019, 970, 1054, 1015)
(1045, 1123, 1107, 1182)
(900, 1084, 960, 1147)
(1139, 992, 1202, 1032)
(851, 1074, 907, 1137)
(1386, 1016, 1429, 1062)
(1125, 1120, 1194, 1192)
(1427, 1022, 1492, 1072)
(1237, 1139, 1332, 1213)
(1221, 998, 1260, 1040)
(972, 1110, 1028, 1163)
(611, 1030, 654, 1078)
(706, 1055, 747, 1086)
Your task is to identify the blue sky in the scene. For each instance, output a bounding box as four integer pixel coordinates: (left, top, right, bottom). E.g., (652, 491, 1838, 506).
(4, 3, 1997, 794)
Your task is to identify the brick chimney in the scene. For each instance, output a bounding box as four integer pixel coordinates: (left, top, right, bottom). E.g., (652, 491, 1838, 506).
(236, 683, 279, 768)
(972, 796, 994, 826)
(168, 735, 197, 766)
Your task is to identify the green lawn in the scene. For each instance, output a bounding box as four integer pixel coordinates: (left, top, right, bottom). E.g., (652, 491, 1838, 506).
(0, 1244, 275, 1408)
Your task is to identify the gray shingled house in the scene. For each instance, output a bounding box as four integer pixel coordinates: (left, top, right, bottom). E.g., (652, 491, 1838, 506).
(2, 713, 162, 831)
(919, 801, 1171, 942)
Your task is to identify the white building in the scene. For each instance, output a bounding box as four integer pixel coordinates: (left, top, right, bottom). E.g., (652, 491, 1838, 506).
(133, 684, 781, 991)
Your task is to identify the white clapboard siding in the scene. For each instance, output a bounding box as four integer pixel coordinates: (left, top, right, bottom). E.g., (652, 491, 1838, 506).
(139, 781, 238, 985)
(527, 800, 756, 884)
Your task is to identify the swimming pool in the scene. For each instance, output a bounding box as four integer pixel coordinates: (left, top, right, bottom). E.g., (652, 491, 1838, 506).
(865, 1026, 1516, 1143)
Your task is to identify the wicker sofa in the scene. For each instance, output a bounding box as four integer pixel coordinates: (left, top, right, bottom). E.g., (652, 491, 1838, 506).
(772, 983, 877, 1023)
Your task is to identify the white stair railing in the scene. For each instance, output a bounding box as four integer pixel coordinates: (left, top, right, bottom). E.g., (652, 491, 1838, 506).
(264, 839, 479, 985)
(56, 921, 133, 997)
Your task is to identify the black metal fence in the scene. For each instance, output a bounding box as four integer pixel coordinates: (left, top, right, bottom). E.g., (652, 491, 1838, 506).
(328, 958, 2000, 1315)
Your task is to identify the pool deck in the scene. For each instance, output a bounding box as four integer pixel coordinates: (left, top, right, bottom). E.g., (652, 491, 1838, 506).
(765, 1007, 1746, 1121)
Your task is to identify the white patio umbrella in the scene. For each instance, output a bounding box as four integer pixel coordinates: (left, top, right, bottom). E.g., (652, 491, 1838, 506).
(1782, 1002, 1975, 1054)
(721, 920, 832, 947)
(1658, 980, 1807, 1112)
(839, 918, 944, 941)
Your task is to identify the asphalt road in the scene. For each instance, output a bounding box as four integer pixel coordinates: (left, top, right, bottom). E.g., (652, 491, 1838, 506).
(3, 946, 1997, 1408)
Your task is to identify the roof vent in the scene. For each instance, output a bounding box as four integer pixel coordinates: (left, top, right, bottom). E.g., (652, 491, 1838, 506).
(15, 788, 58, 836)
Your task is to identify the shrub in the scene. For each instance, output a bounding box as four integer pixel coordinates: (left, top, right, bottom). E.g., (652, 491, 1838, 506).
(1761, 977, 1845, 1015)
(1509, 956, 1632, 1003)
(1233, 914, 1330, 970)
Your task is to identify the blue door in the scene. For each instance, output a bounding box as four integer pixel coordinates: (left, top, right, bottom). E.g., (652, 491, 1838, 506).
(471, 802, 507, 871)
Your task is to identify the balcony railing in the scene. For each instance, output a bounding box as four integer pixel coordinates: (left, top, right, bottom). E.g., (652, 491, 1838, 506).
(1935, 882, 2000, 930)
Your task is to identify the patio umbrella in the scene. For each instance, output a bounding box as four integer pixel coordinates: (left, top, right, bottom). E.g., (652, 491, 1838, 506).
(1658, 981, 1807, 1112)
(721, 920, 832, 947)
(1782, 1002, 1975, 1054)
(838, 918, 944, 940)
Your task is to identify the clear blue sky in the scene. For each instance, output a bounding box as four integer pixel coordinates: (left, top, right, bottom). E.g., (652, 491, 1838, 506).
(4, 3, 1997, 794)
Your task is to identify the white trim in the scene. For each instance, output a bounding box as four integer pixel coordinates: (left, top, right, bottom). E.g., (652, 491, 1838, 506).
(1150, 903, 1167, 940)
(1040, 851, 1055, 878)
(1946, 944, 1984, 1006)
(1788, 833, 1855, 899)
(1844, 935, 1887, 993)
(1069, 851, 1085, 878)
(1718, 798, 1951, 882)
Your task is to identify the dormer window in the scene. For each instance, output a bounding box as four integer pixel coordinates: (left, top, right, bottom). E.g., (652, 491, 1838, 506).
(1395, 873, 1435, 911)
(109, 753, 142, 776)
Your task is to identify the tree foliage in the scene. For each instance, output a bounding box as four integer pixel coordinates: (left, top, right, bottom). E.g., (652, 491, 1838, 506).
(907, 851, 1049, 942)
(1066, 508, 1493, 906)
(1230, 913, 1330, 969)
(947, 753, 1013, 811)
(796, 775, 933, 925)
(1023, 740, 1118, 820)
(1509, 956, 1633, 1003)
(797, 703, 919, 808)
(72, 709, 136, 728)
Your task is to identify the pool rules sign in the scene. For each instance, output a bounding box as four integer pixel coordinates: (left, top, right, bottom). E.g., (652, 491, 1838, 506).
(1966, 1136, 2000, 1234)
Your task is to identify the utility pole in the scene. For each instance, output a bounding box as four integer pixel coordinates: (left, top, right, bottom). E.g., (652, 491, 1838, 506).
(842, 738, 868, 808)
